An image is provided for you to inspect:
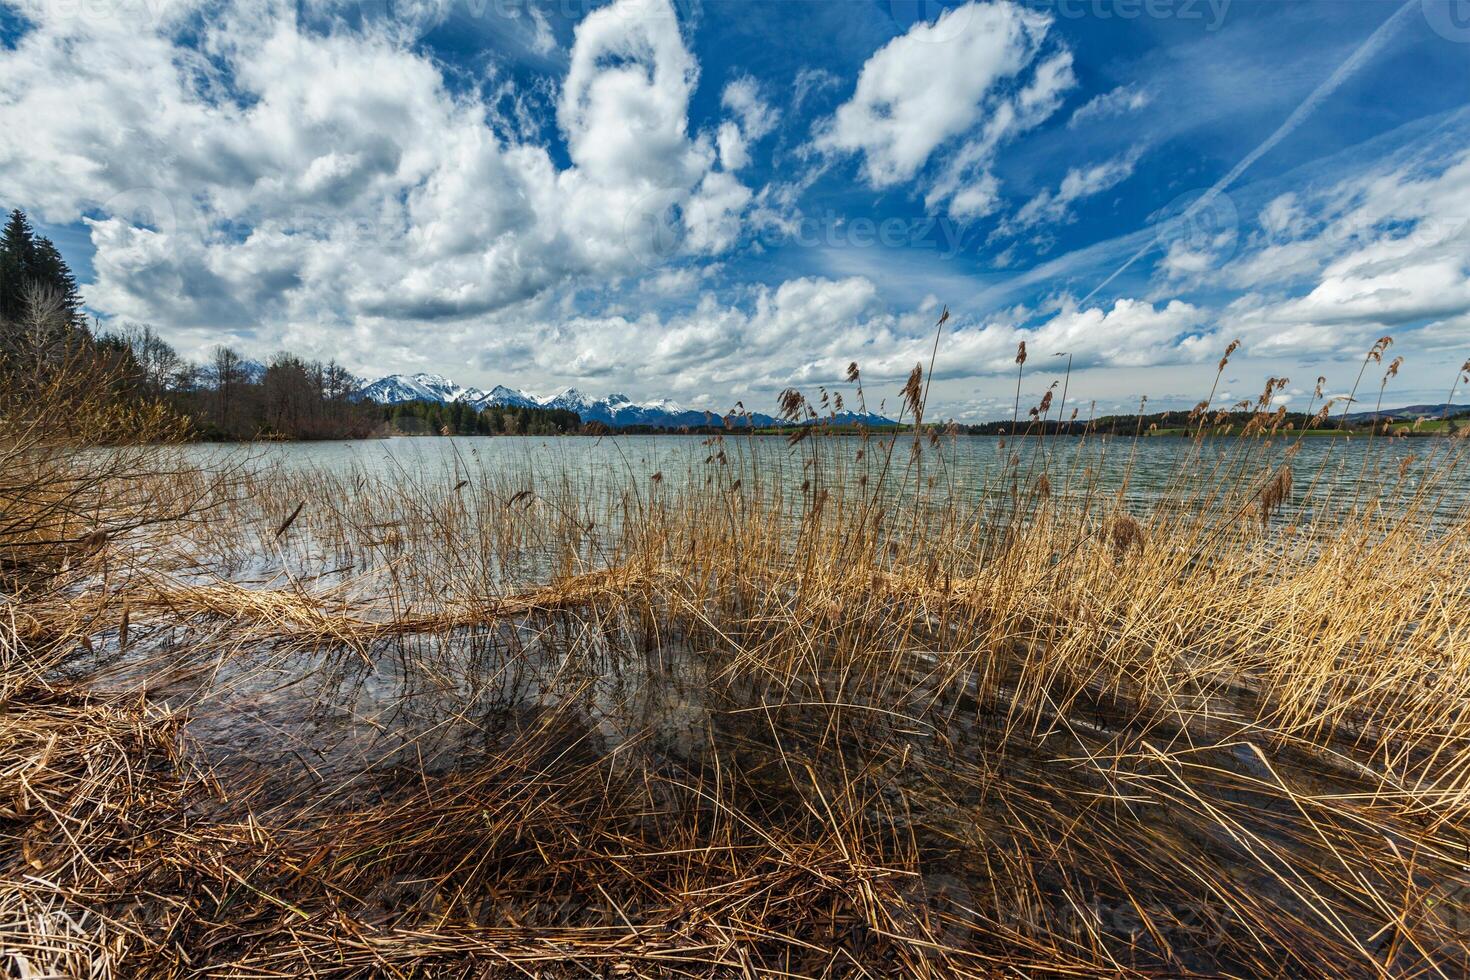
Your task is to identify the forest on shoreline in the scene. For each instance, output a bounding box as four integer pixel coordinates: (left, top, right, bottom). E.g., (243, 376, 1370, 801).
(1, 208, 591, 441)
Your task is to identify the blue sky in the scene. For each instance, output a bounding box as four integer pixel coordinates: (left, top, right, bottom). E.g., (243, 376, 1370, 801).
(2, 0, 1469, 418)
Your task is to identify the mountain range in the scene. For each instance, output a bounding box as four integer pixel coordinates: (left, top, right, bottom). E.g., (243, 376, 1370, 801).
(359, 373, 894, 430)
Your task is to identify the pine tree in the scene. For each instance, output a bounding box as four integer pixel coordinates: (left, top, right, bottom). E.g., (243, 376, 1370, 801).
(30, 236, 83, 326)
(0, 209, 36, 323)
(0, 210, 85, 328)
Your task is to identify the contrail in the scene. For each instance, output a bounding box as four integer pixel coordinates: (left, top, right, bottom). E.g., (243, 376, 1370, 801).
(1077, 0, 1420, 306)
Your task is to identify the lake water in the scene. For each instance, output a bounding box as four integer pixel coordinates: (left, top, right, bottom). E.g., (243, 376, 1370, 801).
(176, 431, 1470, 524)
(80, 431, 1470, 974)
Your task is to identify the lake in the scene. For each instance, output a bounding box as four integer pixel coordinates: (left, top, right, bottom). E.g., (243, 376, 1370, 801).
(175, 431, 1470, 525)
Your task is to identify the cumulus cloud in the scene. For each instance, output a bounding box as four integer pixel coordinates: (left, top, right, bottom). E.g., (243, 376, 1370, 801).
(950, 175, 1002, 222)
(684, 171, 754, 254)
(466, 275, 889, 398)
(1257, 193, 1305, 240)
(8, 0, 1462, 418)
(925, 50, 1076, 220)
(454, 275, 1213, 412)
(526, 5, 557, 55)
(558, 0, 703, 189)
(715, 75, 779, 171)
(1212, 147, 1470, 356)
(815, 0, 1070, 217)
(0, 0, 755, 357)
(641, 267, 700, 296)
(722, 76, 778, 141)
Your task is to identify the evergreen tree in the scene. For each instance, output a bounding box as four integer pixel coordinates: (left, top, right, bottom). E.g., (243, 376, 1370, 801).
(30, 235, 83, 326)
(0, 209, 36, 323)
(0, 210, 85, 328)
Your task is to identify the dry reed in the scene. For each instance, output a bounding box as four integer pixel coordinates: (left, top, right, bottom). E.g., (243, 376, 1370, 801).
(4, 338, 1470, 977)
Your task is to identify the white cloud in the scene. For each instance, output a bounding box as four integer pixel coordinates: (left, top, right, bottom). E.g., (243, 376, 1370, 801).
(1257, 193, 1304, 239)
(641, 267, 699, 296)
(722, 76, 779, 142)
(9, 0, 1463, 417)
(684, 171, 753, 254)
(1008, 151, 1139, 230)
(950, 175, 1002, 221)
(1212, 148, 1470, 356)
(0, 0, 758, 346)
(717, 122, 749, 171)
(1160, 237, 1224, 279)
(1067, 85, 1151, 128)
(923, 49, 1077, 220)
(714, 75, 778, 172)
(453, 278, 1213, 414)
(966, 297, 1209, 373)
(816, 1, 1063, 201)
(792, 67, 840, 112)
(1227, 253, 1470, 354)
(558, 0, 704, 190)
(526, 5, 557, 55)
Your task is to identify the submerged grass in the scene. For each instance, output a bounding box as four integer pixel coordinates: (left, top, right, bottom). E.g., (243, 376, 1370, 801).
(5, 338, 1470, 977)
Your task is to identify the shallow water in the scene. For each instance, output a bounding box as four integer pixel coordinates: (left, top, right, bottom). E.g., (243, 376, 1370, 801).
(66, 431, 1470, 972)
(118, 432, 1470, 778)
(177, 430, 1470, 517)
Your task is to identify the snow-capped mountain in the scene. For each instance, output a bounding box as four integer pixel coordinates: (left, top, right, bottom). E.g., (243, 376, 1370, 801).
(538, 387, 601, 415)
(361, 373, 479, 405)
(536, 388, 775, 428)
(358, 373, 894, 429)
(463, 385, 539, 410)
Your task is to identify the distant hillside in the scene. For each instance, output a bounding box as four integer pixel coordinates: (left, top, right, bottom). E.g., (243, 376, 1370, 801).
(1339, 403, 1470, 422)
(956, 403, 1470, 436)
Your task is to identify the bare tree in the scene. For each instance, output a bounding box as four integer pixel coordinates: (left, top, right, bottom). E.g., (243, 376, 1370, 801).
(116, 323, 181, 399)
(212, 346, 245, 436)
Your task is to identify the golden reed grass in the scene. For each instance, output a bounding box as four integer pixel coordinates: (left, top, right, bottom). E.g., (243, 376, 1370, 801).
(5, 334, 1470, 977)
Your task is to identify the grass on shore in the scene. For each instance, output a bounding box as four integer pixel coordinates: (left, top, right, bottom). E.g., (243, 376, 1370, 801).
(5, 333, 1470, 977)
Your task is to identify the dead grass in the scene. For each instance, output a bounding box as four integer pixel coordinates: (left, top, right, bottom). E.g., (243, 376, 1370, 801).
(5, 337, 1470, 976)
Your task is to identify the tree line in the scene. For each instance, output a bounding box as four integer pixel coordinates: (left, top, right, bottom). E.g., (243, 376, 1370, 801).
(384, 399, 581, 436)
(1, 207, 588, 441)
(953, 406, 1468, 436)
(99, 323, 381, 440)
